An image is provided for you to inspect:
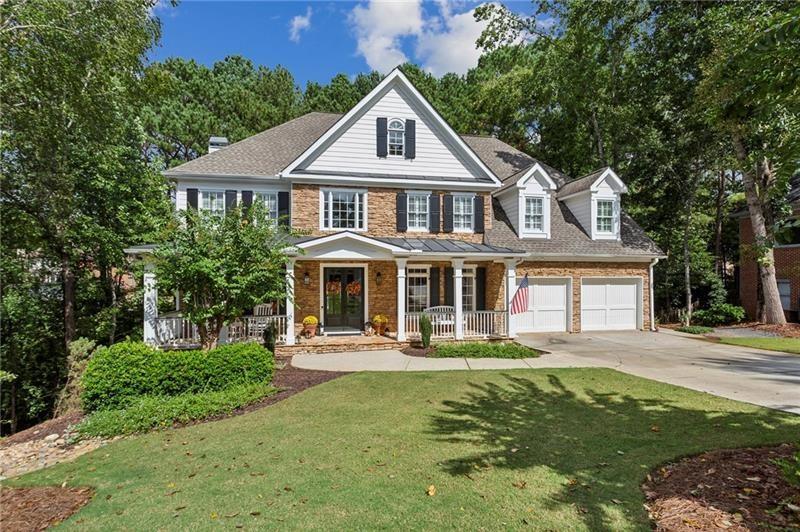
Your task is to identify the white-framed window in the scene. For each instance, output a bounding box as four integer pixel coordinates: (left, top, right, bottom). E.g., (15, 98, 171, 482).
(524, 196, 544, 232)
(453, 194, 474, 231)
(462, 267, 476, 311)
(407, 267, 429, 313)
(254, 192, 279, 220)
(778, 279, 791, 310)
(321, 189, 366, 230)
(596, 199, 614, 233)
(388, 118, 404, 156)
(407, 193, 429, 231)
(200, 190, 225, 215)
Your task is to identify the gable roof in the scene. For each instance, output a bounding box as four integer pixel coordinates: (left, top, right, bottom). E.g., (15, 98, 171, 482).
(460, 135, 571, 187)
(164, 112, 341, 178)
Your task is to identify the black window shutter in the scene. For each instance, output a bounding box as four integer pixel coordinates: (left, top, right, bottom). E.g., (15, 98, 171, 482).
(429, 194, 440, 233)
(278, 191, 290, 227)
(474, 196, 485, 233)
(187, 188, 198, 210)
(376, 117, 388, 157)
(225, 190, 237, 211)
(476, 267, 487, 310)
(241, 190, 253, 208)
(396, 192, 407, 232)
(429, 266, 440, 306)
(442, 194, 454, 233)
(404, 119, 416, 159)
(444, 267, 454, 306)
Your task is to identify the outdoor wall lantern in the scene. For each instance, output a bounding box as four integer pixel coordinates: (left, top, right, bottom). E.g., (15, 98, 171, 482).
(375, 271, 383, 286)
(303, 271, 310, 286)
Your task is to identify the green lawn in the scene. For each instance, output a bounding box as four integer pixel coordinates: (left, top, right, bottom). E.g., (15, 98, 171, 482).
(719, 336, 800, 354)
(8, 369, 800, 530)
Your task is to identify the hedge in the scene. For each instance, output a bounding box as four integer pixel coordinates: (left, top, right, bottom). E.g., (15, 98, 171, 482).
(431, 342, 540, 359)
(76, 382, 276, 438)
(81, 341, 274, 412)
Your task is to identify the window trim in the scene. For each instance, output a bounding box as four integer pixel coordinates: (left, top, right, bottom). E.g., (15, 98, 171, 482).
(522, 195, 546, 234)
(406, 191, 430, 232)
(777, 279, 792, 310)
(387, 117, 405, 157)
(407, 265, 430, 313)
(452, 193, 475, 233)
(591, 195, 619, 240)
(253, 191, 279, 220)
(199, 189, 226, 215)
(319, 188, 368, 232)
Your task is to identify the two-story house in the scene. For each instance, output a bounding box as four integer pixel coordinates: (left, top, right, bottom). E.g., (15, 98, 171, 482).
(130, 68, 663, 347)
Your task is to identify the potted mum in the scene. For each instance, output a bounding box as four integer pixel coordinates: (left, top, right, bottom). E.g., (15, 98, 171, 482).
(302, 315, 319, 337)
(372, 314, 389, 336)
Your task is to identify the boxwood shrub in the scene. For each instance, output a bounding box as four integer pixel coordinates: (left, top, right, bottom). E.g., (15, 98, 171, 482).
(81, 341, 274, 412)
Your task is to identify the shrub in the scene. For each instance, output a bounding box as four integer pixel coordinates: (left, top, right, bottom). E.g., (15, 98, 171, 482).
(263, 321, 278, 354)
(432, 342, 540, 359)
(692, 304, 746, 327)
(55, 338, 97, 416)
(81, 341, 274, 412)
(76, 382, 276, 438)
(676, 325, 714, 335)
(419, 314, 433, 348)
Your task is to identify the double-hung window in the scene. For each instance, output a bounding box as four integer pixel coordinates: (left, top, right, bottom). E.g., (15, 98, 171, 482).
(407, 193, 429, 231)
(388, 119, 404, 156)
(524, 197, 544, 232)
(254, 192, 279, 221)
(453, 194, 474, 231)
(322, 189, 366, 230)
(200, 191, 225, 215)
(407, 267, 429, 313)
(462, 267, 476, 312)
(596, 199, 614, 233)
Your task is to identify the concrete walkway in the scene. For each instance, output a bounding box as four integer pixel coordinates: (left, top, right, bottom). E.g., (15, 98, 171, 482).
(291, 330, 800, 415)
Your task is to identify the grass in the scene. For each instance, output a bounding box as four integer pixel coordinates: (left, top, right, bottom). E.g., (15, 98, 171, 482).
(676, 325, 714, 335)
(76, 382, 277, 438)
(9, 369, 800, 531)
(431, 341, 540, 358)
(718, 337, 800, 354)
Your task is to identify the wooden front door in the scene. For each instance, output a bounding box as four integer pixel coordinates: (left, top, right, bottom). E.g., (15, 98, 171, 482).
(323, 267, 365, 330)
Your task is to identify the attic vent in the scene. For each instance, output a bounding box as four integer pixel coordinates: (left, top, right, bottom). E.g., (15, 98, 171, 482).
(208, 136, 229, 154)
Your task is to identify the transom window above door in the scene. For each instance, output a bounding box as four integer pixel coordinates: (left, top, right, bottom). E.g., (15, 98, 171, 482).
(321, 189, 366, 230)
(388, 119, 404, 156)
(200, 191, 225, 215)
(407, 193, 429, 231)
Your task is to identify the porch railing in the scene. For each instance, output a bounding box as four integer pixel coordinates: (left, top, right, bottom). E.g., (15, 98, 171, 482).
(228, 315, 288, 345)
(406, 310, 507, 340)
(154, 316, 199, 347)
(152, 315, 288, 348)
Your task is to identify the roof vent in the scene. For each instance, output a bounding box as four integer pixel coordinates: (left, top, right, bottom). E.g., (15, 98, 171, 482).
(208, 136, 229, 154)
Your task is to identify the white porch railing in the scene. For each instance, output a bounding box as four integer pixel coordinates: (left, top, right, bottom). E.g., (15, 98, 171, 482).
(228, 315, 288, 345)
(154, 316, 199, 347)
(406, 310, 507, 340)
(152, 315, 288, 348)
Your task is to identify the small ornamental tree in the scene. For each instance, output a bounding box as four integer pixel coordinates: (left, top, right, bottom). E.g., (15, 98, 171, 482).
(155, 204, 297, 350)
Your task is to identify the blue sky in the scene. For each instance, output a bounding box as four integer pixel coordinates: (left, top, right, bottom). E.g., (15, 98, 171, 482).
(151, 1, 535, 86)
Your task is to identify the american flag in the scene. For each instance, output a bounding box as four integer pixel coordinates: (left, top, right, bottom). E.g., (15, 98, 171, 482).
(511, 274, 529, 315)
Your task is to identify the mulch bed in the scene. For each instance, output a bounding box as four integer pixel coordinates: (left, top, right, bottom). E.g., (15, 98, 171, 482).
(0, 413, 83, 448)
(0, 486, 94, 531)
(402, 345, 434, 357)
(752, 322, 800, 338)
(643, 444, 800, 531)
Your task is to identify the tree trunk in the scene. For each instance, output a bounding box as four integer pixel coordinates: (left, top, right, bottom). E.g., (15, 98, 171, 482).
(198, 317, 223, 351)
(62, 253, 76, 348)
(731, 132, 786, 324)
(714, 170, 726, 277)
(590, 110, 606, 165)
(683, 186, 696, 327)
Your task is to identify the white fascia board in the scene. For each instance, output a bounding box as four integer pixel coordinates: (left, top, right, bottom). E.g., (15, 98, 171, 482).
(591, 168, 628, 194)
(284, 173, 498, 191)
(523, 253, 666, 262)
(163, 172, 283, 183)
(296, 232, 412, 254)
(281, 68, 502, 186)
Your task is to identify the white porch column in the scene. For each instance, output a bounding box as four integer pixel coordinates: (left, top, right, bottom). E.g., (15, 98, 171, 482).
(143, 263, 158, 344)
(285, 259, 296, 345)
(396, 258, 407, 341)
(504, 258, 518, 338)
(452, 258, 464, 340)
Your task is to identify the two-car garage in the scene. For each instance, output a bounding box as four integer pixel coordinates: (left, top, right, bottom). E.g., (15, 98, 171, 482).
(512, 275, 643, 333)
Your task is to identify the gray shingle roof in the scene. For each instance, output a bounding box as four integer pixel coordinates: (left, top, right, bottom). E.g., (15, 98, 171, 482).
(487, 198, 663, 257)
(291, 233, 523, 255)
(164, 112, 342, 177)
(557, 167, 609, 198)
(461, 135, 571, 187)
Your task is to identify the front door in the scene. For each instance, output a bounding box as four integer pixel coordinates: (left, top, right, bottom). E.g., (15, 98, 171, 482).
(323, 267, 365, 331)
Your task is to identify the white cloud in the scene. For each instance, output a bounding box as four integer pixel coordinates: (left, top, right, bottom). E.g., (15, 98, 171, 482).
(348, 0, 490, 76)
(289, 7, 313, 43)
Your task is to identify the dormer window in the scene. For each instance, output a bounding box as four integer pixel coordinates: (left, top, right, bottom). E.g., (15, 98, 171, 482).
(388, 119, 404, 156)
(596, 200, 614, 233)
(524, 197, 544, 232)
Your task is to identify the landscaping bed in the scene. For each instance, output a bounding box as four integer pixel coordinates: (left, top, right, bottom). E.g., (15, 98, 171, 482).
(643, 444, 800, 531)
(403, 341, 541, 359)
(0, 486, 94, 531)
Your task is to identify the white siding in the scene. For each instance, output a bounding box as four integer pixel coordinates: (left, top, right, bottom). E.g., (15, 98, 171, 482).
(174, 179, 288, 211)
(305, 87, 476, 179)
(497, 189, 520, 234)
(565, 193, 592, 234)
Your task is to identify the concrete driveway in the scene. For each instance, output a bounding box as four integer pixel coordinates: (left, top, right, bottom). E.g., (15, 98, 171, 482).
(516, 330, 800, 415)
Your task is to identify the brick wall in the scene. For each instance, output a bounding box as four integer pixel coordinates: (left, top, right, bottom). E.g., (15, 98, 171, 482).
(739, 216, 800, 320)
(486, 261, 652, 332)
(292, 184, 491, 243)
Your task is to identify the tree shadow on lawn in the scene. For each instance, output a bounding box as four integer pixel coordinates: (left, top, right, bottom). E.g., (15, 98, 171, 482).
(428, 371, 800, 531)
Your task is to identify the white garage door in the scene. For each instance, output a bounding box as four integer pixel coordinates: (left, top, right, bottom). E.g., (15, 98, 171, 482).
(514, 278, 569, 333)
(581, 278, 640, 331)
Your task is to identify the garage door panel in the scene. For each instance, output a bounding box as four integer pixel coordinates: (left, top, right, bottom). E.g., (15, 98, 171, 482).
(607, 309, 636, 328)
(581, 308, 606, 330)
(514, 278, 569, 333)
(581, 278, 639, 331)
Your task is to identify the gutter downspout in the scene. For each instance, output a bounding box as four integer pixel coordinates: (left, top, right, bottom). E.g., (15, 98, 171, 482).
(649, 257, 660, 331)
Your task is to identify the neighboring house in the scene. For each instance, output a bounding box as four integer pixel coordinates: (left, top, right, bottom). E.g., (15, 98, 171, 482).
(735, 175, 800, 322)
(129, 68, 664, 347)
